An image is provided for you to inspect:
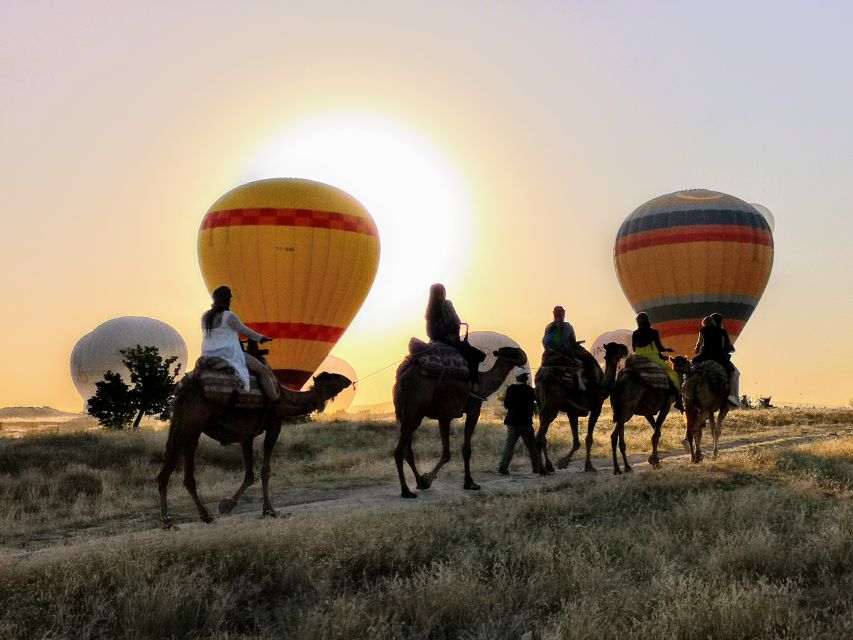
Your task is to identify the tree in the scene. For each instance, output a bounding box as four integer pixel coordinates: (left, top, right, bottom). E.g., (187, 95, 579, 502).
(87, 345, 182, 430)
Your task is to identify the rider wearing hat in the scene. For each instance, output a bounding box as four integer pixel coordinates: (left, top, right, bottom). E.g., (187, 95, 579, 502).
(542, 305, 596, 392)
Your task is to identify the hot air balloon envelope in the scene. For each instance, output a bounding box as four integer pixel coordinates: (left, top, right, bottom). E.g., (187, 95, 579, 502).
(613, 189, 773, 356)
(70, 317, 188, 411)
(590, 329, 633, 372)
(304, 355, 358, 413)
(467, 331, 531, 408)
(750, 203, 775, 233)
(198, 178, 380, 389)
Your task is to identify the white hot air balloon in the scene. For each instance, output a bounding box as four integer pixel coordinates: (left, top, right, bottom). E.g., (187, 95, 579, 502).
(467, 331, 532, 408)
(590, 329, 633, 373)
(750, 203, 776, 233)
(70, 317, 189, 411)
(304, 355, 358, 413)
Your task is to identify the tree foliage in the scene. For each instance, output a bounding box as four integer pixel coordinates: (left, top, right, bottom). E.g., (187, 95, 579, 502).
(87, 345, 182, 430)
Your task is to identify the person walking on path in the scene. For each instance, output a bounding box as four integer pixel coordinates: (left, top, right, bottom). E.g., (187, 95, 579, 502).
(498, 367, 539, 474)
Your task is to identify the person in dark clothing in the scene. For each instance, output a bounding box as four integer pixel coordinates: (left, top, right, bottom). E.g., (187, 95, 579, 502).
(692, 316, 734, 373)
(425, 283, 486, 392)
(498, 367, 539, 474)
(710, 313, 740, 407)
(632, 312, 682, 411)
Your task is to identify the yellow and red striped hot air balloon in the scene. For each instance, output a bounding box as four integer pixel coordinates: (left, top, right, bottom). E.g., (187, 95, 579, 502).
(198, 178, 380, 388)
(613, 189, 773, 356)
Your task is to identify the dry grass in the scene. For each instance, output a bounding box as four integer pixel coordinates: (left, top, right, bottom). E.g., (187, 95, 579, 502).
(1, 428, 852, 639)
(1, 408, 850, 549)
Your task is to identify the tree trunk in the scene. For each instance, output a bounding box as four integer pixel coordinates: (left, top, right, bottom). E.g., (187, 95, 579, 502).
(132, 409, 145, 430)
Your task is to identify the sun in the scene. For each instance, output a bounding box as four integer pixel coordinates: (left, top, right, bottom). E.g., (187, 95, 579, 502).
(239, 113, 471, 334)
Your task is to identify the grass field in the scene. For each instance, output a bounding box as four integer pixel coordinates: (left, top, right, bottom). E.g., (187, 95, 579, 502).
(1, 408, 852, 638)
(1, 408, 851, 548)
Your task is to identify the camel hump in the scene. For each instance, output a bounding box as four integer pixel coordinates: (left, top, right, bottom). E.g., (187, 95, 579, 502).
(397, 339, 468, 381)
(408, 337, 430, 355)
(621, 355, 670, 390)
(191, 357, 266, 408)
(689, 361, 729, 389)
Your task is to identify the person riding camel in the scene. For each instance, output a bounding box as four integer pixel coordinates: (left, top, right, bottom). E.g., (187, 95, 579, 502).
(712, 313, 740, 407)
(692, 315, 739, 407)
(425, 283, 486, 395)
(632, 312, 683, 411)
(201, 285, 280, 402)
(541, 305, 596, 391)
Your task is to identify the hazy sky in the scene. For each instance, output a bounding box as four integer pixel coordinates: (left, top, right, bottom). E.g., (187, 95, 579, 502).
(2, 1, 852, 410)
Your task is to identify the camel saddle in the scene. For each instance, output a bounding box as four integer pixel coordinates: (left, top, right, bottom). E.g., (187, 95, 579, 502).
(396, 338, 469, 381)
(620, 355, 670, 391)
(535, 350, 583, 389)
(190, 356, 266, 409)
(684, 361, 729, 395)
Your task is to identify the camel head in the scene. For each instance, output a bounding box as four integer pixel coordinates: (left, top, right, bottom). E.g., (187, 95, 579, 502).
(669, 355, 691, 375)
(603, 342, 629, 364)
(492, 346, 528, 367)
(311, 372, 352, 401)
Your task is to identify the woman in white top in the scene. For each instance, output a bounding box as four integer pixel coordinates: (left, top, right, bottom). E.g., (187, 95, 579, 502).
(201, 286, 279, 399)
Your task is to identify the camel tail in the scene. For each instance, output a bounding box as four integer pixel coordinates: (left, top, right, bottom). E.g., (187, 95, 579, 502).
(164, 375, 195, 454)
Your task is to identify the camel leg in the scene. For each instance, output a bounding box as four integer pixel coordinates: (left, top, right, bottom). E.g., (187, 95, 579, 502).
(557, 415, 582, 470)
(583, 408, 601, 472)
(219, 439, 255, 515)
(406, 437, 428, 490)
(182, 436, 212, 523)
(535, 416, 556, 475)
(692, 410, 708, 463)
(421, 419, 452, 488)
(610, 421, 622, 475)
(649, 421, 662, 469)
(708, 413, 720, 460)
(462, 410, 480, 490)
(648, 406, 669, 469)
(395, 423, 418, 499)
(260, 424, 284, 517)
(619, 420, 632, 473)
(157, 429, 181, 530)
(713, 405, 728, 459)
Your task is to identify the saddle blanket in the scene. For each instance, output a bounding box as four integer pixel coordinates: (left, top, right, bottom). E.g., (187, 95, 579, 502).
(396, 339, 469, 381)
(686, 361, 729, 393)
(621, 355, 671, 391)
(534, 365, 581, 389)
(535, 350, 583, 389)
(190, 356, 266, 408)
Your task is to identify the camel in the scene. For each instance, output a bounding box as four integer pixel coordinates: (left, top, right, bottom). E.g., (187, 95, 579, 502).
(157, 371, 350, 528)
(671, 356, 730, 462)
(607, 357, 683, 474)
(392, 345, 528, 498)
(534, 342, 629, 473)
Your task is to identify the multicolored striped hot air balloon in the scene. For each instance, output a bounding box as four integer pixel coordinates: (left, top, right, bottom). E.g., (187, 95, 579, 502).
(198, 178, 380, 388)
(613, 189, 773, 357)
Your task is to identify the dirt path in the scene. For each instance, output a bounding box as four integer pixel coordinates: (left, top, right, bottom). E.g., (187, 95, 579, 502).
(2, 428, 850, 561)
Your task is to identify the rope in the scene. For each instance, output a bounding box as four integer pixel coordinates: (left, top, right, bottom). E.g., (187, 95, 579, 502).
(355, 358, 404, 384)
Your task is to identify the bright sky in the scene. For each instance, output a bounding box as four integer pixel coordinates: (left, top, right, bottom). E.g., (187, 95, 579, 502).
(2, 1, 852, 411)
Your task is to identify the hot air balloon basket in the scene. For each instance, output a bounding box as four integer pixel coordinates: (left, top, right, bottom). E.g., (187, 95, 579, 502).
(621, 356, 671, 391)
(397, 340, 469, 381)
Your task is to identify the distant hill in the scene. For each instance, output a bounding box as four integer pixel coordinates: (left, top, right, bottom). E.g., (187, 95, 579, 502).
(0, 406, 79, 419)
(347, 401, 395, 415)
